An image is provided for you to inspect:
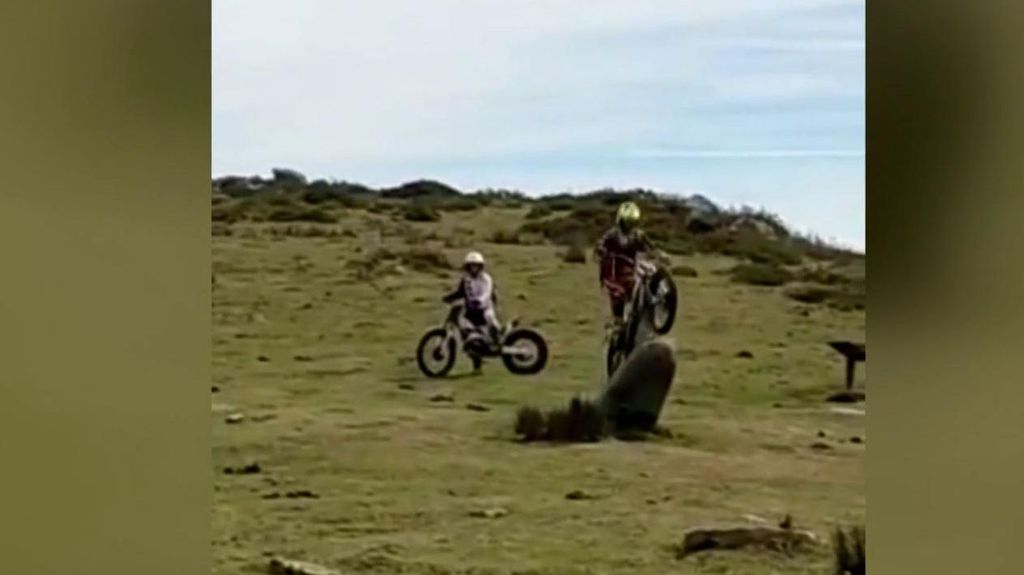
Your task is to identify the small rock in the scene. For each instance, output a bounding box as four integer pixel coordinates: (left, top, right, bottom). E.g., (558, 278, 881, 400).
(293, 354, 314, 362)
(469, 507, 508, 519)
(849, 436, 864, 444)
(565, 489, 597, 501)
(261, 492, 281, 500)
(257, 355, 270, 362)
(810, 441, 832, 451)
(212, 385, 220, 393)
(429, 394, 454, 403)
(638, 471, 651, 478)
(225, 413, 246, 424)
(772, 402, 784, 409)
(298, 302, 313, 310)
(223, 463, 261, 475)
(285, 489, 319, 499)
(465, 403, 490, 412)
(817, 430, 827, 438)
(516, 293, 528, 301)
(736, 350, 754, 359)
(645, 498, 658, 505)
(267, 557, 339, 575)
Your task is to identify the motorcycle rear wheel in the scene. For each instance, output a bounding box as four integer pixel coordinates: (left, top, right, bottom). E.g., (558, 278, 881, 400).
(501, 328, 549, 375)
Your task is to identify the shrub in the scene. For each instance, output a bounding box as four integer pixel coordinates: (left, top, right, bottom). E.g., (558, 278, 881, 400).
(831, 526, 865, 575)
(785, 281, 865, 311)
(212, 205, 241, 223)
(489, 229, 521, 244)
(271, 167, 307, 186)
(562, 244, 587, 264)
(382, 179, 461, 199)
(525, 204, 553, 219)
(784, 283, 833, 304)
(826, 283, 865, 311)
(211, 223, 233, 237)
(729, 263, 794, 286)
(438, 197, 481, 212)
(798, 265, 854, 286)
(514, 397, 608, 443)
(514, 406, 545, 441)
(399, 247, 451, 272)
(403, 203, 440, 222)
(518, 205, 612, 246)
(267, 207, 337, 223)
(672, 264, 698, 278)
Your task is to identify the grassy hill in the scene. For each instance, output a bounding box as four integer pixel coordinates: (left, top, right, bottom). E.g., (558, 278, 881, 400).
(212, 180, 865, 574)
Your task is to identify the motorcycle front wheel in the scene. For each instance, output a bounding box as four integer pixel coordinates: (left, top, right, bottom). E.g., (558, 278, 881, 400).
(416, 328, 457, 378)
(647, 268, 678, 335)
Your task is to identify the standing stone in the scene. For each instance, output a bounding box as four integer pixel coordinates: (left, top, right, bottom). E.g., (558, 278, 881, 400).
(598, 339, 676, 431)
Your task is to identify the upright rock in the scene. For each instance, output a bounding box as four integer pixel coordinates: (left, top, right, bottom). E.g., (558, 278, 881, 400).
(598, 340, 676, 431)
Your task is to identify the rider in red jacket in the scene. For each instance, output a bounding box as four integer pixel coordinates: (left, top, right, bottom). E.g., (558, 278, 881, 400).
(595, 201, 655, 327)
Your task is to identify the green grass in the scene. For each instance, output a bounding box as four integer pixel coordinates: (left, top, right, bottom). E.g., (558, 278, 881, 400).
(213, 207, 865, 574)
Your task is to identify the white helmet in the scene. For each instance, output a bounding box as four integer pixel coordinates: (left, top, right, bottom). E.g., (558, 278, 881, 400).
(464, 251, 485, 266)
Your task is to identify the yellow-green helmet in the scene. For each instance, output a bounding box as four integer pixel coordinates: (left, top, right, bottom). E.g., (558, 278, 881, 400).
(616, 201, 641, 231)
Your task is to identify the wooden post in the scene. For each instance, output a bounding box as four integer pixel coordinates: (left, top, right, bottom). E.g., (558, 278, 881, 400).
(828, 341, 866, 390)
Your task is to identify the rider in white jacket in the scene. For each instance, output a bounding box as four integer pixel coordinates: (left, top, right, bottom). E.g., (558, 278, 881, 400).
(442, 251, 502, 345)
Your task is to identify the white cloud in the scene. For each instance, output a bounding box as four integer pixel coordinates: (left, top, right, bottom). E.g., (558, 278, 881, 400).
(629, 148, 864, 159)
(213, 0, 864, 168)
(213, 0, 864, 246)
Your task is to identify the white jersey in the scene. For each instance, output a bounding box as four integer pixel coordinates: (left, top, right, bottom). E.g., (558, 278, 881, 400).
(463, 272, 494, 310)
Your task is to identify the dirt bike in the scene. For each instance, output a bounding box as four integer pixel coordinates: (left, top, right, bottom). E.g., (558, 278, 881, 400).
(415, 304, 549, 378)
(603, 253, 678, 377)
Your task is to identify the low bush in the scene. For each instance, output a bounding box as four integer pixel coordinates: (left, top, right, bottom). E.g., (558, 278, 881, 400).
(402, 203, 440, 222)
(831, 525, 865, 575)
(524, 204, 553, 219)
(672, 264, 698, 278)
(518, 205, 612, 246)
(514, 397, 608, 443)
(784, 281, 865, 311)
(489, 229, 521, 244)
(437, 197, 482, 212)
(399, 247, 452, 272)
(266, 207, 338, 223)
(729, 263, 794, 286)
(562, 244, 587, 264)
(784, 283, 833, 304)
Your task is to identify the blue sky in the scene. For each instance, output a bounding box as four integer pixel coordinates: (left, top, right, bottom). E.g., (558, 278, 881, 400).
(213, 0, 864, 249)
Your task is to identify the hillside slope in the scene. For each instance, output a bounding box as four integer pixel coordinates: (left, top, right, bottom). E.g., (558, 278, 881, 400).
(212, 206, 865, 574)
